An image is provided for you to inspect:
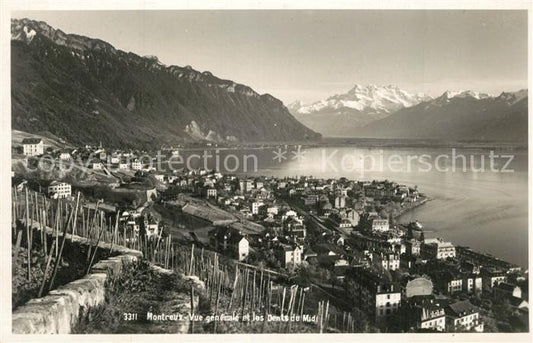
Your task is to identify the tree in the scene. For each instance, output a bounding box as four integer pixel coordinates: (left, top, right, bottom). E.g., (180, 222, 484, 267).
(379, 209, 389, 220)
(492, 299, 513, 322)
(319, 268, 331, 282)
(329, 273, 339, 288)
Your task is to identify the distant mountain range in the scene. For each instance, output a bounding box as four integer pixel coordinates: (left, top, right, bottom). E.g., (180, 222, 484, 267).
(289, 84, 432, 115)
(357, 89, 528, 142)
(289, 85, 528, 143)
(11, 18, 320, 149)
(288, 84, 432, 136)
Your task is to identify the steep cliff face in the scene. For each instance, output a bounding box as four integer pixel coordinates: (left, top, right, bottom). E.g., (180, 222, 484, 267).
(11, 18, 320, 148)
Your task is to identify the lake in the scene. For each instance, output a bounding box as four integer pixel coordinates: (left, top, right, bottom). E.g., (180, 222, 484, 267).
(174, 145, 529, 268)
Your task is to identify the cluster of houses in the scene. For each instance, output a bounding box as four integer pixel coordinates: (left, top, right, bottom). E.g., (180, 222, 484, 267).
(19, 138, 161, 173)
(16, 135, 527, 334)
(119, 209, 160, 238)
(17, 138, 166, 241)
(85, 148, 147, 171)
(13, 178, 73, 200)
(343, 269, 482, 332)
(179, 173, 310, 267)
(340, 237, 527, 333)
(166, 173, 528, 332)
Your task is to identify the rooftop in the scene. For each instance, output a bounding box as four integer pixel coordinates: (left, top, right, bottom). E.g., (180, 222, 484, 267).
(495, 282, 520, 292)
(22, 138, 42, 144)
(446, 300, 478, 317)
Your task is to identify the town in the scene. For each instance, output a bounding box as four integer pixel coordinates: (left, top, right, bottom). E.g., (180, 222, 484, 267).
(12, 136, 530, 333)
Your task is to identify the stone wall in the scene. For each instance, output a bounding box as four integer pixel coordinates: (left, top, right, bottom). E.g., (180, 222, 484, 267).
(12, 252, 141, 334)
(12, 219, 201, 334)
(12, 219, 142, 333)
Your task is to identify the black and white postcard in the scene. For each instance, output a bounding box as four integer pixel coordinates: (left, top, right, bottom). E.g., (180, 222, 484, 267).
(1, 1, 531, 342)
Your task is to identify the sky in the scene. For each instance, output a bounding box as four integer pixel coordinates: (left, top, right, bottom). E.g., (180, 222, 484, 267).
(11, 10, 529, 104)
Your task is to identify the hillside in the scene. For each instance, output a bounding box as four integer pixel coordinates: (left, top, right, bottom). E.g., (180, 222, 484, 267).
(11, 18, 320, 149)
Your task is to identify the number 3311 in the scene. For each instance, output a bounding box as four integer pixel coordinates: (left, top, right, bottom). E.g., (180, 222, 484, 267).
(123, 313, 138, 321)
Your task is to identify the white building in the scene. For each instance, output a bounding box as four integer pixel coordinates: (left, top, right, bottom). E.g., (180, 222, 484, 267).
(47, 181, 71, 199)
(239, 179, 254, 193)
(419, 310, 446, 331)
(445, 300, 483, 332)
(482, 269, 507, 289)
(234, 236, 249, 261)
(376, 290, 402, 321)
(463, 275, 483, 295)
(448, 278, 463, 294)
(267, 206, 280, 215)
(145, 220, 159, 238)
(347, 268, 401, 324)
(110, 154, 121, 164)
(344, 209, 360, 226)
(59, 152, 71, 161)
(335, 195, 346, 209)
(411, 299, 446, 332)
(379, 252, 400, 271)
(22, 138, 44, 156)
(339, 218, 353, 229)
(283, 209, 298, 218)
(91, 160, 103, 170)
(251, 201, 264, 215)
(207, 188, 217, 198)
(131, 160, 142, 170)
(209, 228, 249, 261)
(372, 219, 390, 232)
(423, 238, 456, 259)
(276, 244, 302, 269)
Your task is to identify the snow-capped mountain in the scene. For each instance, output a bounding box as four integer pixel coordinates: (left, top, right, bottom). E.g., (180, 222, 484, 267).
(441, 90, 492, 100)
(429, 90, 492, 106)
(288, 84, 432, 137)
(289, 84, 432, 115)
(288, 86, 527, 142)
(353, 89, 528, 142)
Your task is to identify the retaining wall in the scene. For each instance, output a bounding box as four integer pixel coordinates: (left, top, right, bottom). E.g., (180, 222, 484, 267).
(13, 220, 201, 334)
(13, 220, 142, 334)
(12, 250, 141, 334)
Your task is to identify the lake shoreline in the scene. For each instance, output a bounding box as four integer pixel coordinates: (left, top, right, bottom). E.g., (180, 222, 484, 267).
(394, 196, 430, 221)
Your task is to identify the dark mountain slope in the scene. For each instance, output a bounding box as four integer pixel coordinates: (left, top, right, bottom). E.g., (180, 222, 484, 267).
(11, 18, 320, 148)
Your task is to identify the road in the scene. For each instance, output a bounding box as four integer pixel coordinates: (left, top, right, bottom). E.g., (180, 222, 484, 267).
(282, 199, 349, 239)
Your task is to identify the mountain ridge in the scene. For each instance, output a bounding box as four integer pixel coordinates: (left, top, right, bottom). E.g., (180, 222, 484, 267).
(288, 84, 432, 137)
(289, 84, 432, 115)
(354, 89, 528, 142)
(289, 83, 527, 142)
(11, 18, 320, 148)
